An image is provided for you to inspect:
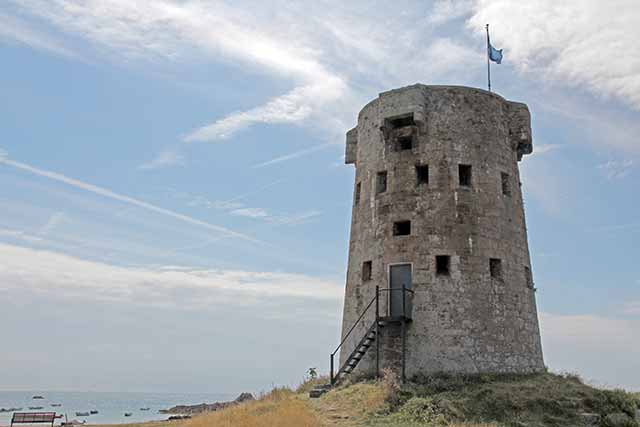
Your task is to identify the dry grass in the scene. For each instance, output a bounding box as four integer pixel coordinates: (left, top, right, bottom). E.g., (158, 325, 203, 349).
(309, 383, 385, 426)
(182, 387, 320, 427)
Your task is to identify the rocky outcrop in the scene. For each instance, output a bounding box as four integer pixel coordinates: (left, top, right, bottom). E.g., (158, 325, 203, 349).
(160, 393, 255, 415)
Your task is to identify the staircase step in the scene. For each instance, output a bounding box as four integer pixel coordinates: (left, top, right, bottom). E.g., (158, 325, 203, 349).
(309, 388, 328, 398)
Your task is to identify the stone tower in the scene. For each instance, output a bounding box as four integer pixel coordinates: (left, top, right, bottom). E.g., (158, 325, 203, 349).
(336, 85, 544, 383)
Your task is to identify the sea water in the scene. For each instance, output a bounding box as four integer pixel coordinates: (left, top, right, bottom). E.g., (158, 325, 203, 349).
(0, 391, 234, 425)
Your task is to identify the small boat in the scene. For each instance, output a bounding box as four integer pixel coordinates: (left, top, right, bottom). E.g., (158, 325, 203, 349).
(32, 396, 45, 400)
(89, 411, 98, 415)
(124, 413, 133, 417)
(51, 404, 62, 407)
(29, 407, 44, 410)
(75, 412, 90, 417)
(139, 408, 150, 411)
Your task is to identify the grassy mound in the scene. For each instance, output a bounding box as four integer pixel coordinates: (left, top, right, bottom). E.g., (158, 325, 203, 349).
(359, 372, 640, 427)
(182, 387, 320, 427)
(92, 373, 639, 427)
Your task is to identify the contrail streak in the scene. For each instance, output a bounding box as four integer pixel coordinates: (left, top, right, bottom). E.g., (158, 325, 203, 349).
(0, 157, 260, 243)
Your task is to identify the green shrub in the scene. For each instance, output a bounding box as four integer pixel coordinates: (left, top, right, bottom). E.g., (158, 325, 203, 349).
(585, 389, 639, 418)
(601, 412, 639, 427)
(394, 396, 458, 426)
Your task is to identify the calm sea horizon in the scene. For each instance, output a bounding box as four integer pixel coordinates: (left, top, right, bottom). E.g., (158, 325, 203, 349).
(0, 390, 235, 426)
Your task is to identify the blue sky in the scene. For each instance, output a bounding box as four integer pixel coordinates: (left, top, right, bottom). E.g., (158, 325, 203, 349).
(0, 0, 638, 393)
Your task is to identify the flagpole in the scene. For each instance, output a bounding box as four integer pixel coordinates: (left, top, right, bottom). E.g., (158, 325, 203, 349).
(486, 24, 491, 92)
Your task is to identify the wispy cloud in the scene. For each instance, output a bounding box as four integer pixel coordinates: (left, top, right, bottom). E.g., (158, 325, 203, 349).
(9, 0, 481, 145)
(230, 208, 269, 219)
(168, 182, 320, 227)
(183, 81, 346, 142)
(0, 153, 258, 243)
(598, 159, 634, 180)
(139, 150, 185, 170)
(0, 227, 44, 244)
(0, 11, 77, 58)
(253, 143, 335, 168)
(468, 0, 640, 110)
(0, 242, 343, 309)
(231, 207, 322, 226)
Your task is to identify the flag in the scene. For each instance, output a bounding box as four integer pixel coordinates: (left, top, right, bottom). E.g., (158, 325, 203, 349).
(488, 42, 503, 64)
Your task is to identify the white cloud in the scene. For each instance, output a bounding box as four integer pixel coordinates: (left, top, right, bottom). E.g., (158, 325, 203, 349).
(598, 159, 634, 180)
(468, 0, 640, 109)
(139, 150, 185, 170)
(540, 312, 640, 390)
(9, 1, 481, 144)
(184, 80, 346, 142)
(10, 0, 348, 142)
(0, 227, 44, 244)
(0, 154, 258, 243)
(0, 147, 8, 160)
(231, 207, 270, 219)
(0, 11, 77, 58)
(428, 0, 474, 25)
(231, 207, 322, 226)
(0, 242, 343, 309)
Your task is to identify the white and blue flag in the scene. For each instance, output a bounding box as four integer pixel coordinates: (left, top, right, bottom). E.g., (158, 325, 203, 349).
(488, 42, 503, 64)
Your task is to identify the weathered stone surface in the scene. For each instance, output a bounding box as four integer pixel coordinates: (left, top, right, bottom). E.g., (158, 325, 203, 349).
(339, 85, 545, 378)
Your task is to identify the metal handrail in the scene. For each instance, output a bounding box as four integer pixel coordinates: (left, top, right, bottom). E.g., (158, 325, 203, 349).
(330, 286, 414, 384)
(378, 288, 415, 294)
(331, 292, 377, 357)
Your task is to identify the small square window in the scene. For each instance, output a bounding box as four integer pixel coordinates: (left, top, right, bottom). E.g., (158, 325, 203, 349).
(362, 261, 372, 281)
(393, 220, 411, 236)
(416, 164, 429, 185)
(501, 172, 511, 196)
(376, 171, 388, 194)
(388, 114, 415, 129)
(397, 136, 413, 151)
(436, 255, 450, 276)
(490, 258, 502, 279)
(459, 164, 472, 187)
(355, 182, 361, 205)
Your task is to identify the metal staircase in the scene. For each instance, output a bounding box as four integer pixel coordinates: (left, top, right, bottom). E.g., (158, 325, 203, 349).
(309, 286, 413, 398)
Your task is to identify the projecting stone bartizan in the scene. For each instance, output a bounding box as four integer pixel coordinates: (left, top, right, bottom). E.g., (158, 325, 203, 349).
(338, 84, 544, 380)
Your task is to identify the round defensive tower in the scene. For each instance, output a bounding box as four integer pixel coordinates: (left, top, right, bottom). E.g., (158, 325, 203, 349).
(336, 84, 544, 383)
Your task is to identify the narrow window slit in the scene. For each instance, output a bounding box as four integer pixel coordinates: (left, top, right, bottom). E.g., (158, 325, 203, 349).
(376, 171, 388, 194)
(490, 258, 502, 279)
(436, 255, 450, 276)
(459, 164, 472, 187)
(362, 261, 372, 281)
(416, 164, 429, 185)
(501, 172, 511, 196)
